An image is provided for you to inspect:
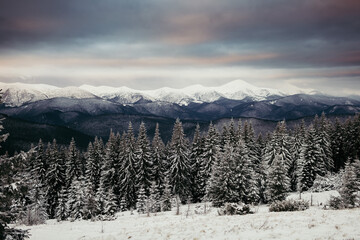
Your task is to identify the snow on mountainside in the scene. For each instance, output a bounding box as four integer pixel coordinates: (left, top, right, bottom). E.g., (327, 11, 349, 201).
(0, 82, 96, 107)
(83, 79, 291, 105)
(1, 80, 312, 107)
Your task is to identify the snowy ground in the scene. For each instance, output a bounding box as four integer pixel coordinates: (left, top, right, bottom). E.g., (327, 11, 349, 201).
(16, 191, 360, 240)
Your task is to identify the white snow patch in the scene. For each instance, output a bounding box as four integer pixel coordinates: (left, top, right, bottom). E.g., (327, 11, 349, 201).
(15, 191, 360, 240)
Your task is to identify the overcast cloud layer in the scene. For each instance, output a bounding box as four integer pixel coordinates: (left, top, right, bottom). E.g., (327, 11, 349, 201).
(0, 0, 359, 95)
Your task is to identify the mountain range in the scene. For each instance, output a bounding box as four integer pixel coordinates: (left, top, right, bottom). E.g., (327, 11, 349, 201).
(0, 80, 359, 154)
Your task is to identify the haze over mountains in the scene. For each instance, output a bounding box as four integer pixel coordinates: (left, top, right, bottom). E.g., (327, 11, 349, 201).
(0, 80, 359, 154)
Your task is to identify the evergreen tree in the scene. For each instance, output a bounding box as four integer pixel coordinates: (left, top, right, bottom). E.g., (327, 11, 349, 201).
(167, 118, 192, 202)
(206, 143, 237, 207)
(119, 122, 138, 208)
(55, 187, 68, 221)
(100, 131, 120, 200)
(200, 122, 220, 198)
(46, 139, 66, 219)
(67, 177, 86, 220)
(263, 121, 293, 168)
(236, 119, 243, 143)
(189, 124, 204, 202)
(136, 185, 147, 214)
(340, 161, 359, 207)
(266, 155, 290, 202)
(290, 121, 306, 191)
(149, 182, 161, 213)
(242, 121, 263, 202)
(151, 123, 166, 194)
(26, 180, 48, 225)
(83, 185, 97, 220)
(32, 139, 47, 185)
(331, 118, 346, 171)
(316, 113, 334, 173)
(135, 122, 153, 195)
(104, 187, 118, 217)
(95, 184, 106, 216)
(65, 138, 81, 187)
(161, 178, 172, 212)
(256, 134, 267, 202)
(234, 141, 260, 204)
(85, 142, 101, 194)
(297, 125, 324, 191)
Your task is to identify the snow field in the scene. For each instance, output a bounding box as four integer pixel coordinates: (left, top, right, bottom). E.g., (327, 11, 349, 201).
(18, 191, 360, 240)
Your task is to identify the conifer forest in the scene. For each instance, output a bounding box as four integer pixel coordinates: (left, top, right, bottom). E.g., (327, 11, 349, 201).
(1, 104, 360, 239)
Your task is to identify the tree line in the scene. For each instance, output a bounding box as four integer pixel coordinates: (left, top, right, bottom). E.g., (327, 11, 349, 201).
(1, 113, 360, 224)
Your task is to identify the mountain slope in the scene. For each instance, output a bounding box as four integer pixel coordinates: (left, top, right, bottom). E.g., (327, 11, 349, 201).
(0, 80, 298, 107)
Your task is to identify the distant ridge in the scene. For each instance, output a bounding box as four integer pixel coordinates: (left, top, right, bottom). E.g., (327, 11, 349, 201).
(0, 80, 315, 107)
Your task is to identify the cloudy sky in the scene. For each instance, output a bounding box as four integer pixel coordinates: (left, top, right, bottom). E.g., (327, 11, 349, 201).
(0, 0, 359, 95)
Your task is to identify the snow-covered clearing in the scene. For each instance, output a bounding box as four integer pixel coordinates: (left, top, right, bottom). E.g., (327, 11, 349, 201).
(17, 191, 360, 240)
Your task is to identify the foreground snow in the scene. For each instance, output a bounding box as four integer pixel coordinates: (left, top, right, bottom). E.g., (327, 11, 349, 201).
(17, 191, 359, 240)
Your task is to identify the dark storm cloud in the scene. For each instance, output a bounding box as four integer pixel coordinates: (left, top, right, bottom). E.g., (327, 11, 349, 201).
(0, 0, 359, 94)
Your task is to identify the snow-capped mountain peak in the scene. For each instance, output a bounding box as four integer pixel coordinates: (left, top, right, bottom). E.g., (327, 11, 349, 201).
(0, 80, 310, 107)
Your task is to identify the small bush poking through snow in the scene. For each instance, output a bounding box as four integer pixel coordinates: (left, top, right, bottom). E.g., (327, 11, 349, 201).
(218, 203, 253, 216)
(328, 196, 345, 210)
(269, 199, 309, 212)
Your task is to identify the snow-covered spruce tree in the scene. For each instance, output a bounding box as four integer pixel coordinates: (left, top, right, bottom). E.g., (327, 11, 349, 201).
(199, 122, 220, 199)
(266, 154, 290, 202)
(289, 120, 306, 191)
(95, 183, 106, 216)
(161, 178, 172, 211)
(263, 121, 293, 168)
(97, 132, 122, 217)
(330, 118, 346, 171)
(256, 133, 268, 203)
(119, 122, 138, 208)
(221, 124, 230, 146)
(32, 139, 47, 185)
(93, 137, 105, 190)
(65, 138, 81, 187)
(189, 124, 205, 202)
(228, 118, 238, 146)
(85, 142, 100, 194)
(149, 182, 161, 213)
(46, 139, 66, 219)
(206, 143, 237, 207)
(344, 115, 360, 163)
(103, 187, 118, 217)
(242, 121, 264, 202)
(236, 119, 243, 144)
(167, 118, 192, 202)
(136, 185, 147, 214)
(55, 187, 68, 221)
(234, 141, 260, 204)
(340, 161, 359, 208)
(24, 180, 48, 225)
(67, 177, 87, 220)
(135, 122, 153, 195)
(315, 113, 334, 173)
(297, 125, 323, 192)
(100, 130, 121, 200)
(151, 123, 166, 195)
(83, 184, 97, 220)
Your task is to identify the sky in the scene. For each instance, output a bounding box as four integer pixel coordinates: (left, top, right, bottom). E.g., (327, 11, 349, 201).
(0, 0, 359, 96)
